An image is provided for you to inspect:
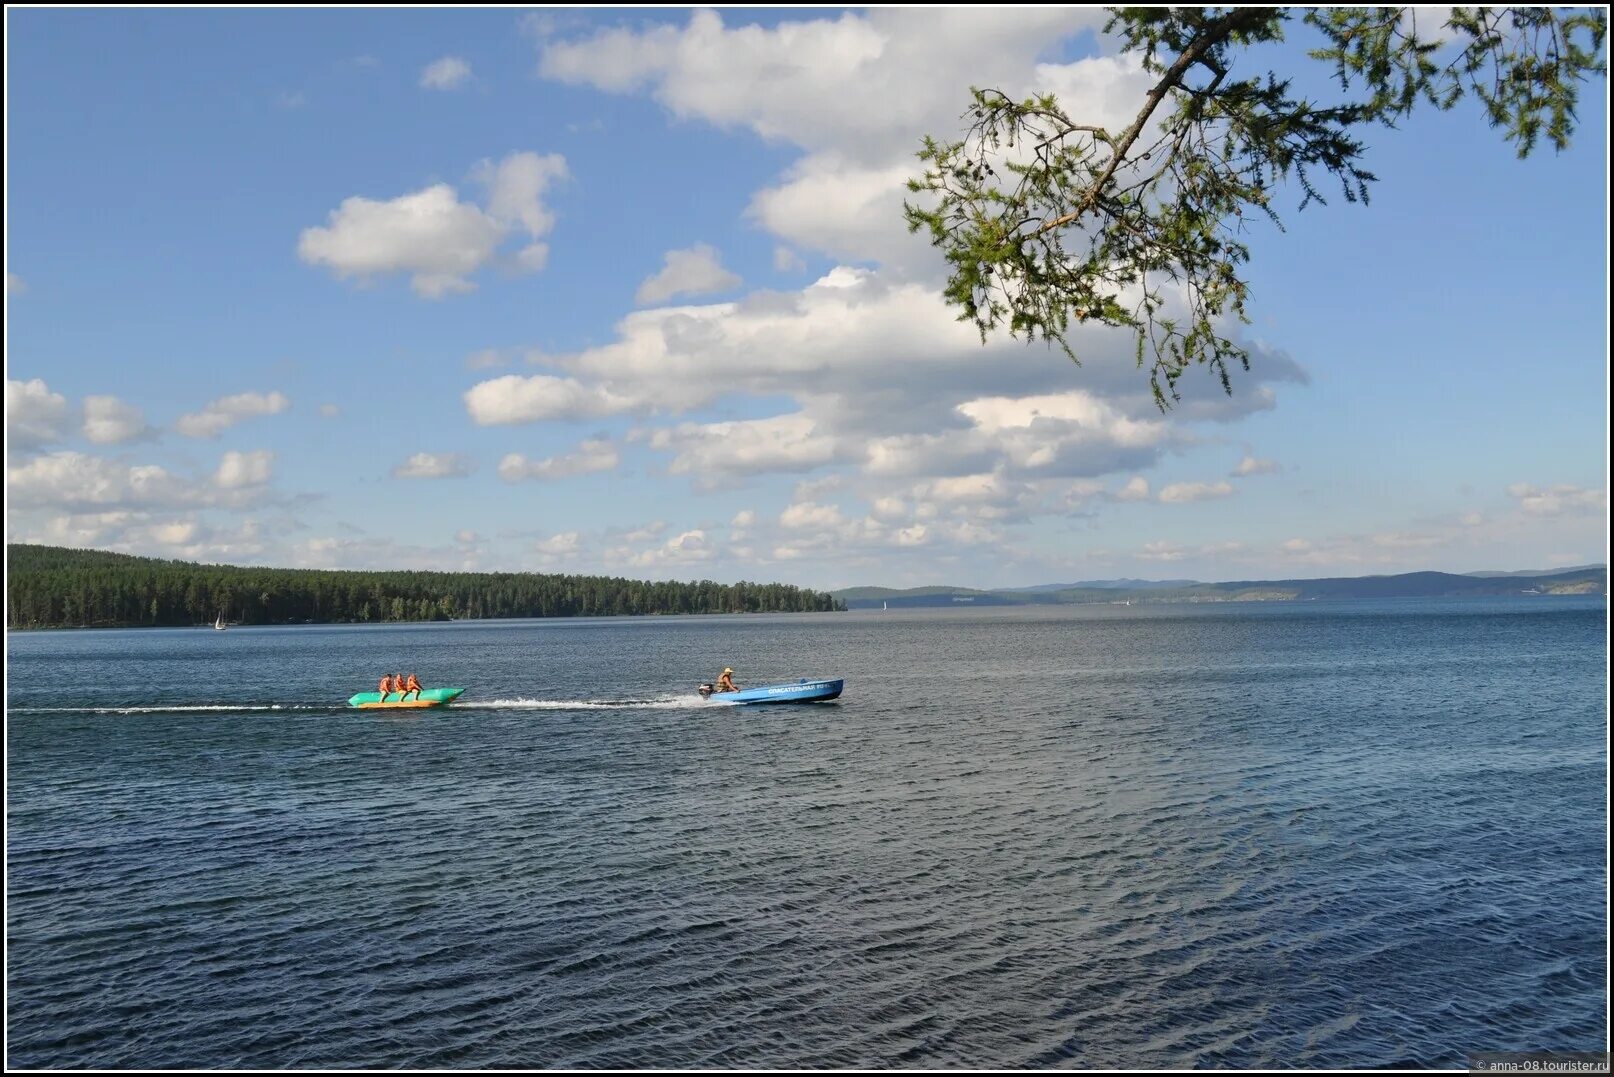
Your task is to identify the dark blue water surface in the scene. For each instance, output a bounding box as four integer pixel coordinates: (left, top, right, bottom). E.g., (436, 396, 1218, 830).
(6, 598, 1607, 1068)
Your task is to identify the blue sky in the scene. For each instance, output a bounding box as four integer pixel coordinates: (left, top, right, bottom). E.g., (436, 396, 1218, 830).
(6, 8, 1608, 589)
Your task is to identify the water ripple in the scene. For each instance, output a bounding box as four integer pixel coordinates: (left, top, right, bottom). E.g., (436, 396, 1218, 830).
(7, 600, 1607, 1067)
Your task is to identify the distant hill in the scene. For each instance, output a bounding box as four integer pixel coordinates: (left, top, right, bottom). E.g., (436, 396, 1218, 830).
(833, 567, 1607, 609)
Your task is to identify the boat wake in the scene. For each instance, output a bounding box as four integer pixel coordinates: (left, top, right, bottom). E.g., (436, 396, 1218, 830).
(463, 695, 720, 710)
(11, 695, 726, 716)
(9, 703, 333, 715)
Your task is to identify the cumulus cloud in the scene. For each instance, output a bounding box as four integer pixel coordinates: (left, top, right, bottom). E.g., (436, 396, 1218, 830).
(1116, 476, 1151, 501)
(10, 511, 268, 562)
(498, 437, 618, 481)
(615, 528, 715, 568)
(464, 374, 636, 425)
(1158, 481, 1235, 503)
(1139, 540, 1188, 562)
(635, 243, 742, 305)
(392, 452, 476, 479)
(175, 391, 290, 438)
(647, 414, 843, 482)
(420, 56, 472, 90)
(475, 150, 569, 271)
(298, 151, 566, 296)
(466, 268, 1300, 432)
(1233, 455, 1281, 477)
(82, 395, 151, 444)
(6, 378, 71, 449)
(215, 450, 275, 489)
(536, 531, 583, 557)
(458, 263, 1300, 556)
(538, 9, 1138, 267)
(8, 452, 187, 510)
(1506, 483, 1605, 517)
(538, 9, 1107, 162)
(298, 185, 501, 297)
(8, 448, 283, 514)
(495, 8, 1330, 581)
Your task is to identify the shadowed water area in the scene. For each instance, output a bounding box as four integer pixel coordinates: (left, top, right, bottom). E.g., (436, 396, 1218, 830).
(6, 598, 1607, 1067)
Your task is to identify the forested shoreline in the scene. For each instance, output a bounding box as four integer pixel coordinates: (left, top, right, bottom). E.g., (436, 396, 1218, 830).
(5, 545, 844, 628)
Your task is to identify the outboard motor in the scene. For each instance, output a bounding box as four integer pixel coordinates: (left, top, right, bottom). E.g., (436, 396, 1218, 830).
(697, 683, 715, 697)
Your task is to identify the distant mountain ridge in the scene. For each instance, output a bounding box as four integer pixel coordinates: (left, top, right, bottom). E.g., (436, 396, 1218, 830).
(833, 566, 1606, 609)
(1463, 564, 1605, 578)
(1001, 578, 1202, 592)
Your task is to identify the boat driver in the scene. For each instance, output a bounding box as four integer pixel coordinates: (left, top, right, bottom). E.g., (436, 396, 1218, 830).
(716, 667, 739, 692)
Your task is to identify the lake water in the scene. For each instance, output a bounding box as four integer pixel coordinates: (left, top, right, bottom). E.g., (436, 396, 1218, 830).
(6, 598, 1607, 1068)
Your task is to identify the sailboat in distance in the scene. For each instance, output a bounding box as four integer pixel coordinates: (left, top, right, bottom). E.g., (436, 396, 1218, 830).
(214, 613, 227, 631)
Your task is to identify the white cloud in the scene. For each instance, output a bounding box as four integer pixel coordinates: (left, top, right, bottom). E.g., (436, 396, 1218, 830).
(1506, 483, 1605, 517)
(464, 374, 636, 425)
(6, 378, 71, 449)
(748, 157, 925, 266)
(392, 452, 475, 479)
(468, 268, 1300, 436)
(649, 413, 844, 481)
(420, 56, 472, 90)
(780, 501, 846, 530)
(1116, 476, 1151, 501)
(1139, 540, 1188, 562)
(215, 450, 275, 489)
(9, 452, 190, 509)
(82, 395, 151, 444)
(608, 527, 716, 568)
(456, 529, 479, 544)
(319, 403, 341, 418)
(536, 531, 583, 557)
(1158, 481, 1235, 503)
(503, 9, 1347, 582)
(298, 184, 503, 298)
(6, 273, 25, 295)
(474, 150, 569, 271)
(1233, 455, 1281, 477)
(9, 511, 268, 562)
(538, 9, 1106, 161)
(635, 243, 742, 305)
(175, 391, 290, 438)
(497, 437, 618, 481)
(298, 152, 566, 297)
(539, 9, 1138, 266)
(8, 448, 284, 514)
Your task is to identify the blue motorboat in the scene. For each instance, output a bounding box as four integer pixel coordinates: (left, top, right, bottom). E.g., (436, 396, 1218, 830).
(697, 678, 844, 704)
